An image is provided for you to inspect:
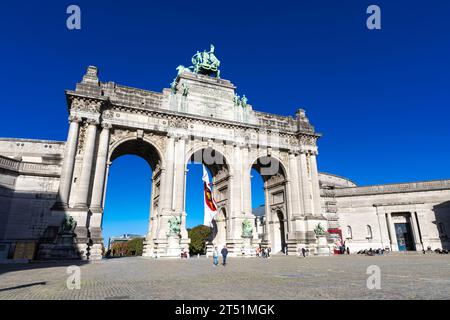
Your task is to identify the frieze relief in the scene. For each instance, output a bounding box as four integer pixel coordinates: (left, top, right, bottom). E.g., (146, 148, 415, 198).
(299, 135, 317, 147)
(71, 97, 102, 113)
(109, 128, 134, 147)
(143, 132, 166, 155)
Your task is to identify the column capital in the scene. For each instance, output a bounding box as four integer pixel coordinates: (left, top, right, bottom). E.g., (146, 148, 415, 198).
(101, 122, 112, 130)
(69, 115, 82, 123)
(86, 118, 99, 126)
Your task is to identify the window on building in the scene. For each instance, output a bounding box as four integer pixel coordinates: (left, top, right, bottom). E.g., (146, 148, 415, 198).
(366, 225, 373, 239)
(346, 226, 352, 239)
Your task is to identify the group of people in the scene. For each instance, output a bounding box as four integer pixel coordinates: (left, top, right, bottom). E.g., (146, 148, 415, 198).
(356, 248, 386, 256)
(255, 246, 271, 258)
(335, 241, 350, 255)
(212, 246, 228, 266)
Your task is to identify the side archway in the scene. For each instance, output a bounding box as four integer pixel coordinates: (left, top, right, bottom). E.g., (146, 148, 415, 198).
(251, 155, 290, 254)
(98, 137, 164, 256)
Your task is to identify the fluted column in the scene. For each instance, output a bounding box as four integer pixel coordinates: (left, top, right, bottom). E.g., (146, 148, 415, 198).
(173, 136, 187, 212)
(288, 152, 302, 216)
(309, 152, 322, 216)
(163, 134, 175, 211)
(386, 212, 398, 250)
(263, 186, 271, 243)
(284, 180, 292, 233)
(57, 115, 81, 207)
(90, 123, 111, 211)
(242, 145, 252, 216)
(75, 120, 98, 208)
(299, 152, 312, 215)
(410, 212, 423, 251)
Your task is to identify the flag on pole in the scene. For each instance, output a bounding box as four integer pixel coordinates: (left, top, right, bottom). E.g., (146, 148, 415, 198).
(202, 165, 217, 227)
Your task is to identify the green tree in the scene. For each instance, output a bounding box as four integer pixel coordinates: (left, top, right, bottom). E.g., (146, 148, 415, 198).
(126, 238, 144, 256)
(111, 241, 128, 256)
(188, 225, 212, 255)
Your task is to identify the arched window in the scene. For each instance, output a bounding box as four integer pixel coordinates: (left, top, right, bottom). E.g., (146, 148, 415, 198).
(346, 226, 352, 239)
(366, 225, 373, 239)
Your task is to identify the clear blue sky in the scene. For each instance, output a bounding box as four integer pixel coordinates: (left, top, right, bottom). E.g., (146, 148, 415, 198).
(1, 1, 449, 242)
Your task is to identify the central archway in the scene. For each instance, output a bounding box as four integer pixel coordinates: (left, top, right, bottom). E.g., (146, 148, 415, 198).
(185, 146, 231, 254)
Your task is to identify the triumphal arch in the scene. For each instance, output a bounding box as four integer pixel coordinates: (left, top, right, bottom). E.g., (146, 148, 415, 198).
(49, 45, 326, 259)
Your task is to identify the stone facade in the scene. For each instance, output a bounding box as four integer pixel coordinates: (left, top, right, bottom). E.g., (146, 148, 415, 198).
(0, 63, 449, 261)
(321, 177, 450, 252)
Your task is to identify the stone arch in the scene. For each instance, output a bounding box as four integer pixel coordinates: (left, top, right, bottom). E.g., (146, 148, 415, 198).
(184, 143, 232, 175)
(103, 136, 165, 257)
(108, 136, 164, 171)
(185, 145, 232, 253)
(248, 153, 289, 180)
(250, 155, 289, 253)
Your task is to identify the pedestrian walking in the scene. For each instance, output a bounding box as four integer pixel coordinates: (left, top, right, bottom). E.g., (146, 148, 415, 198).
(213, 247, 219, 266)
(301, 247, 306, 258)
(221, 245, 228, 266)
(267, 246, 272, 258)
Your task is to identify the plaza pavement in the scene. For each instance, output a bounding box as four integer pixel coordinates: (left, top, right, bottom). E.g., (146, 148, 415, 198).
(0, 253, 449, 300)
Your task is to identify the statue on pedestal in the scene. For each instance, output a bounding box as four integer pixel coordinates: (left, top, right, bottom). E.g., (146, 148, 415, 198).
(242, 219, 253, 238)
(59, 214, 77, 234)
(167, 215, 181, 237)
(314, 223, 326, 237)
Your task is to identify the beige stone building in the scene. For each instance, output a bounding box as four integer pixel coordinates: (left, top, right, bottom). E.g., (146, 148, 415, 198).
(0, 52, 449, 260)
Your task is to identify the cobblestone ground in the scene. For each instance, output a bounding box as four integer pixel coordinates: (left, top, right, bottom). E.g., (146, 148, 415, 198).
(0, 254, 449, 300)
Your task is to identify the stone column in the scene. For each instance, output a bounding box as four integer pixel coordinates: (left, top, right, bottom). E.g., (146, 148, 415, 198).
(288, 152, 302, 216)
(284, 180, 292, 233)
(173, 136, 188, 240)
(102, 161, 111, 209)
(263, 185, 272, 244)
(241, 145, 252, 216)
(410, 212, 423, 251)
(309, 152, 322, 216)
(90, 123, 111, 212)
(155, 134, 175, 239)
(227, 173, 234, 240)
(74, 120, 98, 208)
(173, 136, 187, 213)
(386, 212, 398, 251)
(299, 152, 312, 216)
(56, 115, 81, 207)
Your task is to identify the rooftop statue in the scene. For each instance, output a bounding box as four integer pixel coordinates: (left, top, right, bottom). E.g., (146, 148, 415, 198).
(170, 45, 221, 93)
(191, 44, 221, 78)
(241, 95, 248, 108)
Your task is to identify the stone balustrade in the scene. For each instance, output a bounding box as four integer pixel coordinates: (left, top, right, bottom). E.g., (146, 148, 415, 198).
(0, 155, 61, 177)
(334, 179, 450, 197)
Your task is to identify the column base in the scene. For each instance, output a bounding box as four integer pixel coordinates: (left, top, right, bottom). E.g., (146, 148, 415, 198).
(143, 236, 186, 258)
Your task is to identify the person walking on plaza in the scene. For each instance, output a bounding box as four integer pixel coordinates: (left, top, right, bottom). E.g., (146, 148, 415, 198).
(221, 245, 228, 266)
(301, 247, 306, 258)
(213, 246, 219, 266)
(267, 246, 272, 258)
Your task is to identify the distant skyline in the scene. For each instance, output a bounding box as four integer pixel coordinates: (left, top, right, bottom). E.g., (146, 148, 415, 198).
(1, 1, 448, 242)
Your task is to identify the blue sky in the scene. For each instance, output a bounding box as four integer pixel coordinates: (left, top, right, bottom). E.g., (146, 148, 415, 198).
(1, 1, 449, 242)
